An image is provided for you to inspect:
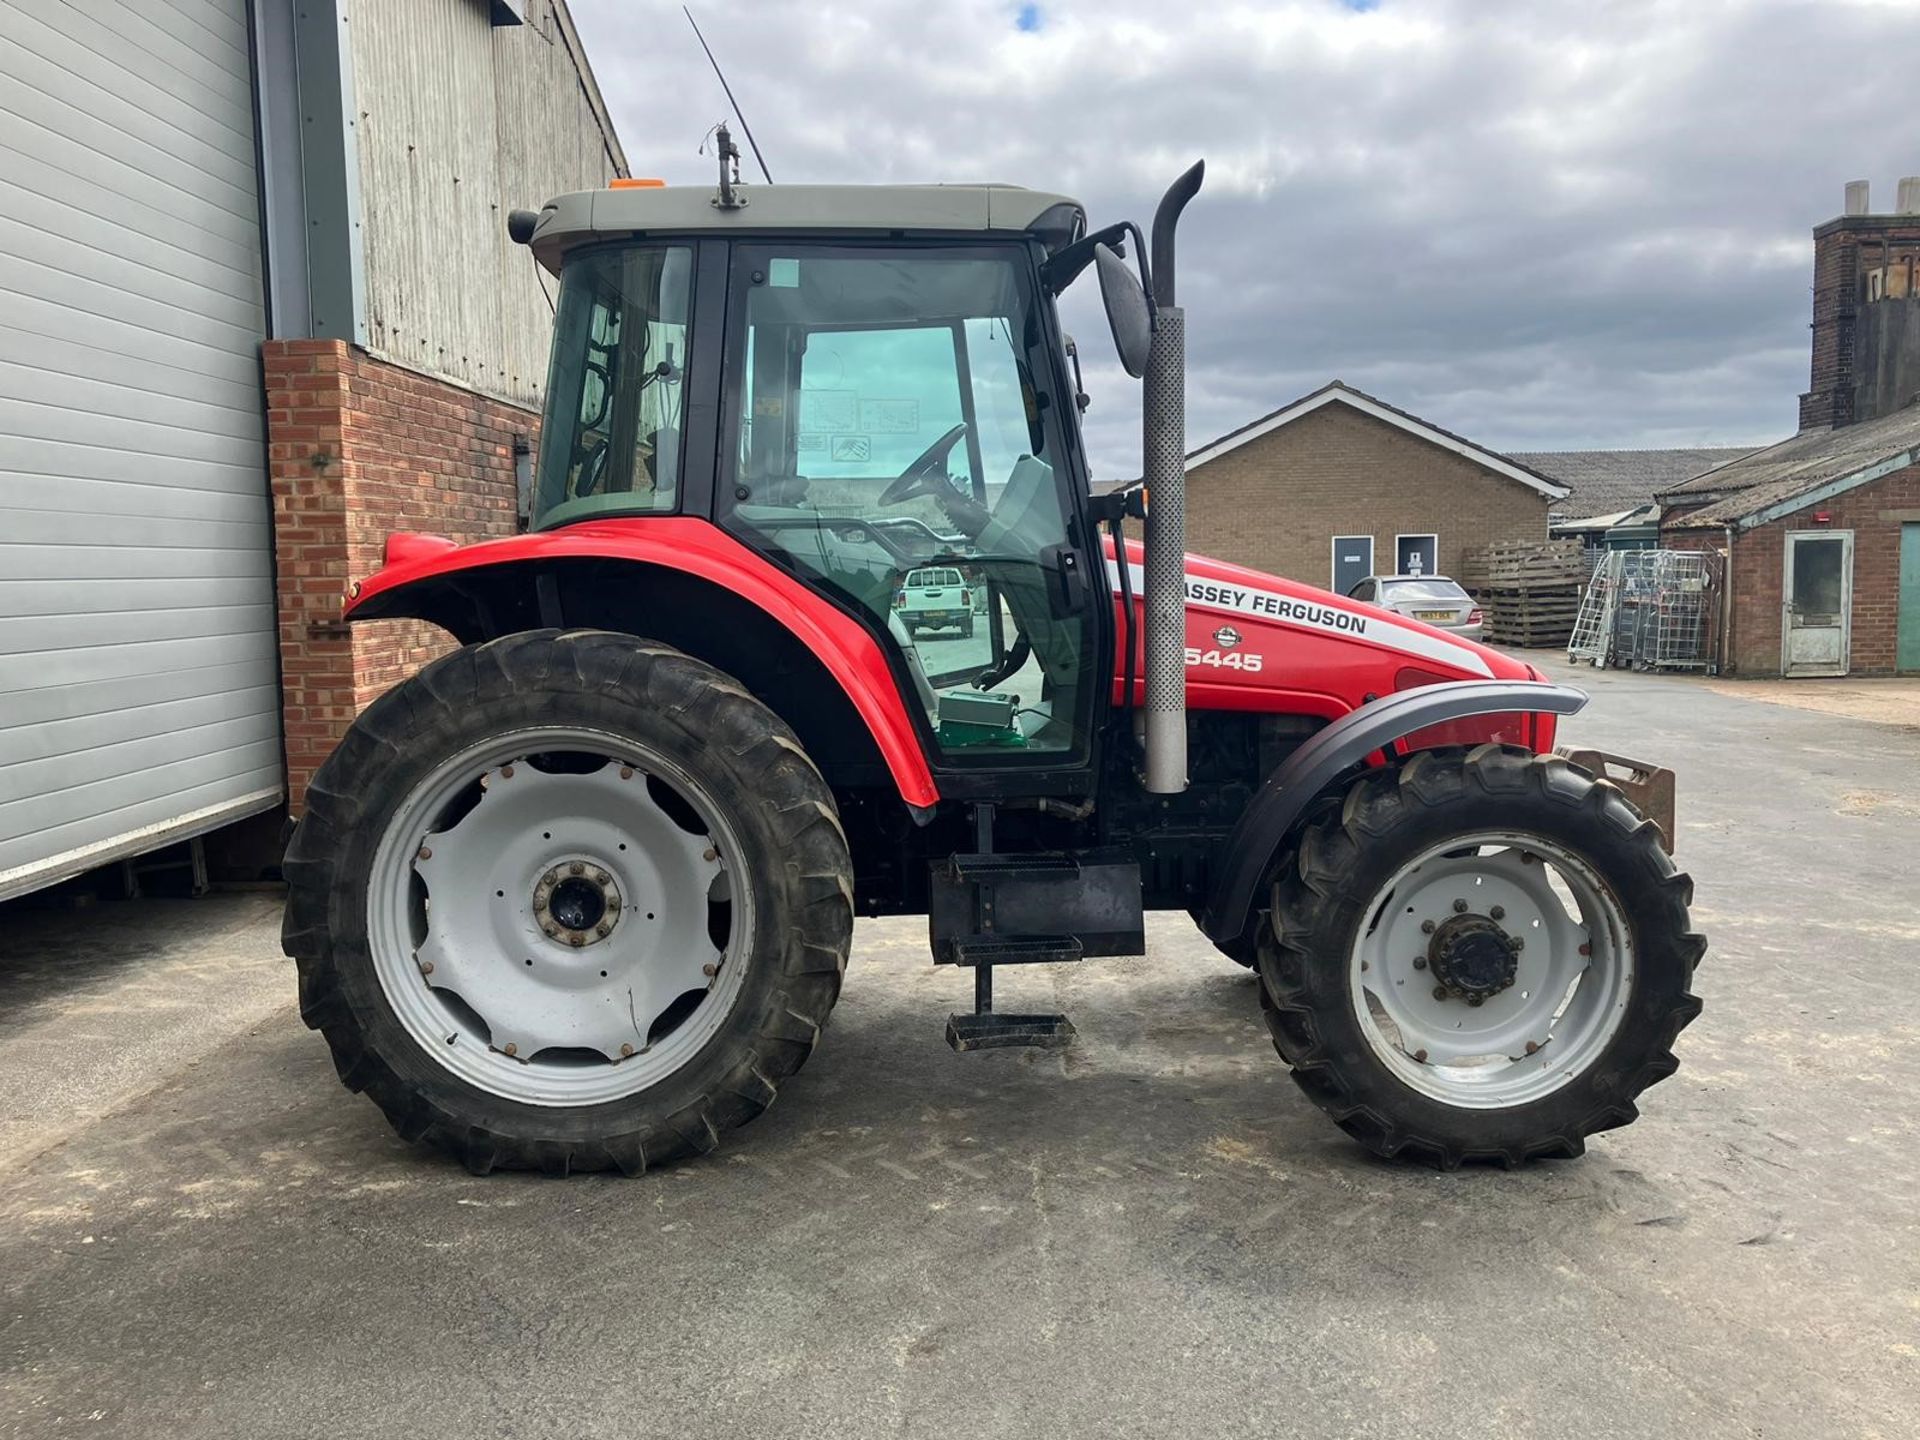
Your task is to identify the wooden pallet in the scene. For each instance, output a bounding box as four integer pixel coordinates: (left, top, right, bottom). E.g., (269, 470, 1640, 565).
(1460, 540, 1586, 594)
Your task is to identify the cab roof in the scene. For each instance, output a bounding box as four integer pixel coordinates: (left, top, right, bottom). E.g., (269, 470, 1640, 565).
(525, 182, 1087, 273)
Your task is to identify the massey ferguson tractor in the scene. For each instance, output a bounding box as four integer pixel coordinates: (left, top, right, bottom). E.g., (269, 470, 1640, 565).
(282, 147, 1705, 1175)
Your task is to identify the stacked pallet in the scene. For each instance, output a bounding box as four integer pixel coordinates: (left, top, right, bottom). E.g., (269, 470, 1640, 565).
(1459, 540, 1586, 648)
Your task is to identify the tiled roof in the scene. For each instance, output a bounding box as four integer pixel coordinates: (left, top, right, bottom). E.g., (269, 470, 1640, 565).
(1660, 403, 1920, 528)
(1513, 447, 1759, 520)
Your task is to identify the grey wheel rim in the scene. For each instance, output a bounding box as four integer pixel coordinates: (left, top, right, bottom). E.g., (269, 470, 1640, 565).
(1350, 831, 1633, 1109)
(366, 726, 753, 1108)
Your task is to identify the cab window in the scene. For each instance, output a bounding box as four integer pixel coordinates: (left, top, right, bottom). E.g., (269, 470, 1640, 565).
(533, 245, 692, 528)
(724, 248, 1092, 764)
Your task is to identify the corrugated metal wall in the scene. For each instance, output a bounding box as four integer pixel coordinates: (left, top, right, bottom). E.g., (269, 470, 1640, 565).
(353, 0, 622, 409)
(0, 0, 283, 898)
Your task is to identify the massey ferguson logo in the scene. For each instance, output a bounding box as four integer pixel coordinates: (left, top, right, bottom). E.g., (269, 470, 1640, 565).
(1212, 625, 1242, 648)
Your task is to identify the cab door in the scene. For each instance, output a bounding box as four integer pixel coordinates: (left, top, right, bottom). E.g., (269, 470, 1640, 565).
(718, 243, 1104, 783)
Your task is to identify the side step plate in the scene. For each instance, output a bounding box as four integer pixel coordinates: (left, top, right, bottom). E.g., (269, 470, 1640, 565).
(948, 935, 1085, 967)
(945, 1012, 1076, 1052)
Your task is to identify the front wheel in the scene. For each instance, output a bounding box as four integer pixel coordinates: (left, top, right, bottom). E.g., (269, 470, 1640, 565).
(281, 630, 853, 1174)
(1258, 745, 1704, 1168)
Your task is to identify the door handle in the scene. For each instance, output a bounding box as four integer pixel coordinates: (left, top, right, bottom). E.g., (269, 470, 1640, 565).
(1044, 544, 1089, 617)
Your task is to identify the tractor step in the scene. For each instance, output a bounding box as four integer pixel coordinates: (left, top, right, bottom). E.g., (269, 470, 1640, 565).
(929, 851, 1144, 965)
(948, 934, 1085, 967)
(945, 1011, 1076, 1052)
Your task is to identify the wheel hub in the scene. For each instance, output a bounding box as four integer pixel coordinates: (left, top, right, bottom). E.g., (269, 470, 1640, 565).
(534, 860, 621, 947)
(1427, 913, 1520, 1003)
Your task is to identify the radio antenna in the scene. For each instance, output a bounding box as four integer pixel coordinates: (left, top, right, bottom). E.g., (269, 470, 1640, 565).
(684, 7, 773, 185)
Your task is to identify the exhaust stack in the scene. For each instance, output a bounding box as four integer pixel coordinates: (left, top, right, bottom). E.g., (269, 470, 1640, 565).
(1141, 161, 1204, 794)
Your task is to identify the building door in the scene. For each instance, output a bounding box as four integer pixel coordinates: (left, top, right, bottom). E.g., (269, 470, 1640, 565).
(0, 0, 282, 901)
(1900, 523, 1920, 674)
(1331, 535, 1374, 594)
(1782, 530, 1853, 677)
(1396, 533, 1439, 577)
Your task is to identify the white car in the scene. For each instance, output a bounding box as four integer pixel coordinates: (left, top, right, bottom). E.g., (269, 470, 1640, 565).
(894, 566, 976, 638)
(1346, 574, 1484, 640)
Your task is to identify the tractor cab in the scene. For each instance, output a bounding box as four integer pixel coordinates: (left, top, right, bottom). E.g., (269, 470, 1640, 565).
(291, 142, 1703, 1176)
(520, 177, 1119, 774)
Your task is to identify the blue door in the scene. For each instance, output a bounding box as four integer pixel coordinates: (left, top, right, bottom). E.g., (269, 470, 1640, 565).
(1900, 523, 1920, 674)
(1332, 535, 1374, 595)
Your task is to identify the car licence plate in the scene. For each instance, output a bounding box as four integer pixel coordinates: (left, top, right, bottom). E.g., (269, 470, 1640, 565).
(1416, 610, 1455, 621)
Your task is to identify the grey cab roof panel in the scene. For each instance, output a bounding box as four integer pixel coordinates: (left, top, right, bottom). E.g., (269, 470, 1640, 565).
(526, 182, 1086, 272)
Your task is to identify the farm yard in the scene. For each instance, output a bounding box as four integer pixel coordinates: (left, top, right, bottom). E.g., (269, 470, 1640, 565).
(3, 656, 1916, 1440)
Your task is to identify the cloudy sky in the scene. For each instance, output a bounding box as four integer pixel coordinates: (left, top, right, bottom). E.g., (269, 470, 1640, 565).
(569, 0, 1914, 479)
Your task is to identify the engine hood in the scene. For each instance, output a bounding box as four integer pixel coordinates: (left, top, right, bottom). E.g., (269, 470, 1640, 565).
(1105, 538, 1533, 716)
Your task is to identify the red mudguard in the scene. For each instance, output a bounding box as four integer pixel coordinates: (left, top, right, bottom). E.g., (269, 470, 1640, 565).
(348, 518, 942, 809)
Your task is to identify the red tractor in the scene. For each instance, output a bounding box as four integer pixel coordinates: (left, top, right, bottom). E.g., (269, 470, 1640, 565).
(283, 149, 1703, 1175)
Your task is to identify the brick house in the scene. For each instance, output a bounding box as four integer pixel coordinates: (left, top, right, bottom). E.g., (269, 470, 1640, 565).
(1658, 179, 1920, 677)
(1182, 381, 1568, 595)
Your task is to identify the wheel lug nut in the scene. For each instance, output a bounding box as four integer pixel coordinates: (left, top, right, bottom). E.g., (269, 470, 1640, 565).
(419, 961, 434, 976)
(534, 896, 548, 912)
(1467, 994, 1485, 1007)
(619, 766, 634, 780)
(1420, 919, 1436, 935)
(703, 847, 718, 862)
(417, 846, 432, 861)
(503, 1043, 517, 1056)
(569, 861, 585, 876)
(1490, 905, 1505, 920)
(569, 934, 585, 947)
(620, 1043, 635, 1057)
(1433, 985, 1449, 1001)
(1452, 899, 1468, 913)
(1511, 938, 1524, 952)
(1413, 1049, 1429, 1063)
(595, 923, 611, 937)
(1525, 1040, 1541, 1055)
(594, 869, 611, 885)
(1413, 957, 1427, 970)
(1578, 942, 1591, 956)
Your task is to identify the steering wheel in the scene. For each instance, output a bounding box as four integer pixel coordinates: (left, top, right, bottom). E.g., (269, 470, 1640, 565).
(878, 424, 968, 507)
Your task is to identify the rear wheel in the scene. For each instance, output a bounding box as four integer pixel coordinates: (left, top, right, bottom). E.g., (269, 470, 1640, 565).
(1258, 745, 1704, 1168)
(282, 630, 853, 1174)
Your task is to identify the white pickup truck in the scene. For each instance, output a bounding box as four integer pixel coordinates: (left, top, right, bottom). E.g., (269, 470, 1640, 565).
(894, 566, 975, 639)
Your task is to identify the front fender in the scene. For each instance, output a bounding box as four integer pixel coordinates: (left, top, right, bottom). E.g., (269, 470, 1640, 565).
(346, 518, 940, 810)
(1199, 681, 1589, 943)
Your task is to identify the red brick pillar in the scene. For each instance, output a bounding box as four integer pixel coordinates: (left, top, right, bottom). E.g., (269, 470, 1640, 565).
(265, 340, 534, 812)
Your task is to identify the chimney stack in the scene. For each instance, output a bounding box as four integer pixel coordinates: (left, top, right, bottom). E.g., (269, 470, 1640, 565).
(1800, 172, 1920, 432)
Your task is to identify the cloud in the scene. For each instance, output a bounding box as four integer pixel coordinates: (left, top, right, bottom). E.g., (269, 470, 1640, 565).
(567, 0, 1912, 477)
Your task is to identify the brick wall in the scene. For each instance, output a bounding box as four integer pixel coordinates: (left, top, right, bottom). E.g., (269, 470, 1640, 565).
(1184, 402, 1550, 588)
(1666, 459, 1920, 675)
(265, 339, 533, 810)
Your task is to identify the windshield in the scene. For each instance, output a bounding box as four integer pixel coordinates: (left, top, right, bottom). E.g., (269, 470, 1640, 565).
(1382, 578, 1469, 602)
(533, 245, 693, 528)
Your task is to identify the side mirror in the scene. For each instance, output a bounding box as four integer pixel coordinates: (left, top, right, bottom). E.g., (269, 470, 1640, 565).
(1094, 242, 1153, 379)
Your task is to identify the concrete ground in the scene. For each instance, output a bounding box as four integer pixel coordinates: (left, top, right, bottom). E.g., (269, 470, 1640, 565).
(3, 657, 1917, 1439)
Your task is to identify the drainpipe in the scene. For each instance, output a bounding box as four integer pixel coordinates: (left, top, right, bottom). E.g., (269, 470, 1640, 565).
(1720, 525, 1735, 675)
(1141, 161, 1204, 794)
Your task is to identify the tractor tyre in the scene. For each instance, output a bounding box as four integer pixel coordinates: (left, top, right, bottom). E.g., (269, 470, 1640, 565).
(1257, 744, 1704, 1169)
(282, 629, 854, 1175)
